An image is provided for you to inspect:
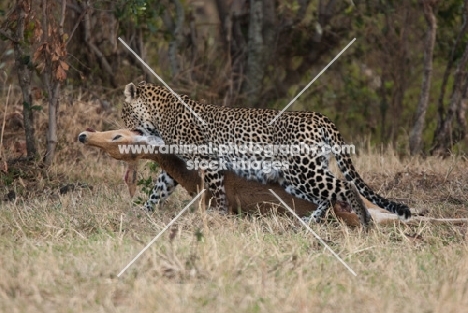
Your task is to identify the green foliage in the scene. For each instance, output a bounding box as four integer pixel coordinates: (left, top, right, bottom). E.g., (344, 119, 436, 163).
(0, 166, 31, 188)
(30, 105, 43, 111)
(24, 20, 36, 42)
(114, 0, 165, 36)
(128, 0, 148, 16)
(133, 162, 160, 206)
(20, 55, 29, 65)
(436, 0, 466, 59)
(294, 0, 468, 152)
(22, 101, 42, 114)
(1, 169, 17, 186)
(194, 228, 204, 242)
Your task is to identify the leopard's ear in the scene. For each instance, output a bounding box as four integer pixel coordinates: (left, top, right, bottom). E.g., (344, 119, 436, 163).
(124, 83, 137, 102)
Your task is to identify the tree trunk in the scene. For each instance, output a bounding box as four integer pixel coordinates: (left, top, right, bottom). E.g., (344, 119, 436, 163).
(41, 0, 63, 166)
(262, 0, 276, 66)
(378, 74, 389, 143)
(241, 0, 264, 106)
(435, 0, 468, 138)
(386, 9, 410, 146)
(431, 0, 468, 156)
(431, 27, 468, 156)
(168, 0, 184, 78)
(43, 78, 59, 166)
(215, 0, 231, 52)
(12, 0, 37, 159)
(409, 0, 437, 155)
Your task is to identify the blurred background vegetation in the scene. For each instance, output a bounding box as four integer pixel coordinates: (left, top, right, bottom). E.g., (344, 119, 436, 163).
(0, 0, 468, 168)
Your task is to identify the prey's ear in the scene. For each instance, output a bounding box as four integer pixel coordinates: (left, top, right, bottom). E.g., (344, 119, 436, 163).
(124, 83, 137, 102)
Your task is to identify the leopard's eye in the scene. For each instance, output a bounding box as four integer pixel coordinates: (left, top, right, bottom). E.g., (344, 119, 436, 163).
(112, 135, 122, 141)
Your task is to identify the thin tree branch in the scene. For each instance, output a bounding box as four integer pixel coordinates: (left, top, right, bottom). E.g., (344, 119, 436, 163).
(88, 42, 115, 78)
(58, 0, 66, 37)
(42, 0, 48, 42)
(82, 1, 116, 86)
(65, 6, 88, 46)
(0, 28, 18, 43)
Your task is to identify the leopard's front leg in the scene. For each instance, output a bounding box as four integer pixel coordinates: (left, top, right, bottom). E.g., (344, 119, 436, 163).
(144, 170, 178, 211)
(203, 168, 228, 213)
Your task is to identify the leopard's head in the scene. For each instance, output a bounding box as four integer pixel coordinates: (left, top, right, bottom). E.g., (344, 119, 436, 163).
(123, 81, 160, 136)
(123, 81, 203, 139)
(123, 81, 144, 128)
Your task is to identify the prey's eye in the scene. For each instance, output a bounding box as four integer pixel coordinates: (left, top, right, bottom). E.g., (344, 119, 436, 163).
(112, 135, 122, 141)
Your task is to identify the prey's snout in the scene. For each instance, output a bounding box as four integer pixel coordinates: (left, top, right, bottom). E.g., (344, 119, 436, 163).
(78, 132, 87, 143)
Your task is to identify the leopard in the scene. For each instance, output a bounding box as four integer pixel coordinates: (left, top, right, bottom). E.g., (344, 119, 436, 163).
(121, 81, 411, 226)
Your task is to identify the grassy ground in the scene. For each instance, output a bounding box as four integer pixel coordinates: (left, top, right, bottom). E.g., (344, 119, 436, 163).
(1, 152, 468, 313)
(1, 95, 468, 312)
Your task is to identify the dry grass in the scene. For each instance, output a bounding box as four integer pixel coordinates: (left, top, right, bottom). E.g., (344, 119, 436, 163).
(1, 94, 468, 312)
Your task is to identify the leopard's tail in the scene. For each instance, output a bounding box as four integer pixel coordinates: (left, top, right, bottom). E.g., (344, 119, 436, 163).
(325, 127, 411, 220)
